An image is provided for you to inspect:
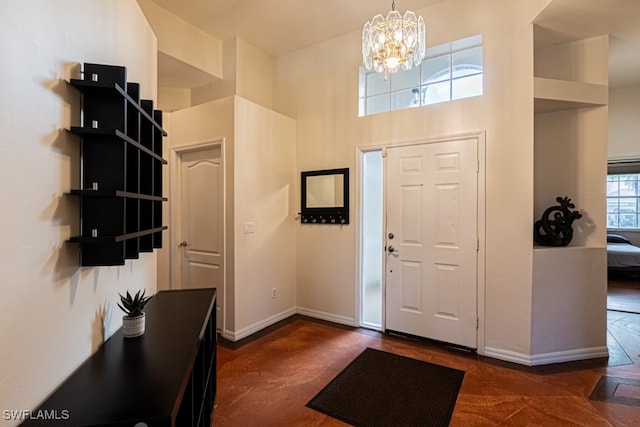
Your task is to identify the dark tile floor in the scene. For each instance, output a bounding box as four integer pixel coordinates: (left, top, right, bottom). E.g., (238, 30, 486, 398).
(213, 283, 640, 426)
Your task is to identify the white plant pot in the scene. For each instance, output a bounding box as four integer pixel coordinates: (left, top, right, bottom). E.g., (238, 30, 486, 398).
(122, 313, 145, 338)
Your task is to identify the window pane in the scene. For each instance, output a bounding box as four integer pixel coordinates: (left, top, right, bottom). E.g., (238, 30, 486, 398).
(452, 46, 483, 78)
(422, 55, 450, 84)
(423, 81, 450, 105)
(359, 35, 483, 117)
(607, 174, 640, 230)
(452, 74, 483, 100)
(619, 197, 637, 214)
(619, 214, 638, 228)
(607, 214, 619, 228)
(607, 180, 620, 196)
(366, 72, 390, 96)
(367, 93, 390, 115)
(391, 66, 420, 91)
(391, 88, 421, 111)
(619, 175, 639, 196)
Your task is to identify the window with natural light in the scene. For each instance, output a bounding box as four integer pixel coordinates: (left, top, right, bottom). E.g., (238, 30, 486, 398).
(607, 174, 640, 229)
(359, 34, 483, 117)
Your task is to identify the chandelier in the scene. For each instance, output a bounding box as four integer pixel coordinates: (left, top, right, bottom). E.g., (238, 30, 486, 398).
(362, 0, 426, 78)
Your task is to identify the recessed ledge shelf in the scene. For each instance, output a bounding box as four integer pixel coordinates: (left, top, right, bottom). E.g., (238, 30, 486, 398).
(534, 77, 608, 113)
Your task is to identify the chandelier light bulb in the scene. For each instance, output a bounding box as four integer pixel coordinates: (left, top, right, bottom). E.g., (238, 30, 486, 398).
(386, 56, 400, 69)
(362, 1, 426, 78)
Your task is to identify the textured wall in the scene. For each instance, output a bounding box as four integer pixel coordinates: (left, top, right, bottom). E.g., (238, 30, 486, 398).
(0, 1, 158, 422)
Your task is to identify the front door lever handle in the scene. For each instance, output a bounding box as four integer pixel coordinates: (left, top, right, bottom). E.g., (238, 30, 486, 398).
(387, 245, 397, 253)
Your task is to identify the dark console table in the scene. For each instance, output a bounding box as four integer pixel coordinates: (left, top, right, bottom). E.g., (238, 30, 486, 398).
(22, 288, 217, 427)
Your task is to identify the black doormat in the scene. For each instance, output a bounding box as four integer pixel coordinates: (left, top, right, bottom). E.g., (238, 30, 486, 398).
(307, 347, 465, 427)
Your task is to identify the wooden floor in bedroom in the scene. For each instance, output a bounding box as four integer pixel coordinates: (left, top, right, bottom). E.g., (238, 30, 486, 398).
(608, 277, 640, 313)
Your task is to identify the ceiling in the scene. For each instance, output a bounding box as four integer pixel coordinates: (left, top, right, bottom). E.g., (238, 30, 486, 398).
(148, 0, 445, 58)
(149, 0, 640, 89)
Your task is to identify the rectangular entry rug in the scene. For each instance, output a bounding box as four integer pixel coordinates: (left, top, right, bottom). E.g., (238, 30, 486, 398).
(307, 347, 465, 427)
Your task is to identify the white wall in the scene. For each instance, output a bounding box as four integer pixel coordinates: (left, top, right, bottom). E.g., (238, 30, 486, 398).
(192, 38, 275, 110)
(275, 0, 543, 356)
(136, 0, 222, 79)
(235, 39, 275, 109)
(609, 85, 640, 160)
(158, 86, 191, 112)
(165, 95, 297, 341)
(233, 97, 297, 338)
(532, 247, 607, 362)
(0, 0, 158, 422)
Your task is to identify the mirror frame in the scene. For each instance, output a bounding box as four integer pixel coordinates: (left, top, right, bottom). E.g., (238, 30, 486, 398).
(300, 168, 349, 224)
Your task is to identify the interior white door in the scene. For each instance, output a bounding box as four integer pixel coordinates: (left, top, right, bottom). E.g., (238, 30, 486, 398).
(179, 147, 223, 324)
(385, 138, 478, 348)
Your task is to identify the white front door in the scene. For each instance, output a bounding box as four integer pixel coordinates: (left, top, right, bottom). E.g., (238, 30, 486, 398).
(385, 138, 478, 348)
(179, 147, 223, 325)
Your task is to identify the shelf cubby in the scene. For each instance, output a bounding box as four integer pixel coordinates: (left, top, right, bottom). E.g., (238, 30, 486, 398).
(67, 63, 168, 266)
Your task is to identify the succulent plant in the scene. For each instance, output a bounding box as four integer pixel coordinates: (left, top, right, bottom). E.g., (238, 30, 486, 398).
(117, 289, 151, 318)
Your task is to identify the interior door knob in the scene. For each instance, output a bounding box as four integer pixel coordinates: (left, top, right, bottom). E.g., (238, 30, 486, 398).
(178, 241, 188, 247)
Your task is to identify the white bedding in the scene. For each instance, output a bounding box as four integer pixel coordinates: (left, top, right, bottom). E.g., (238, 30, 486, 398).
(607, 242, 640, 268)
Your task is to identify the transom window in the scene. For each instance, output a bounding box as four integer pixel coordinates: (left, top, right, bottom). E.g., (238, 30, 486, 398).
(607, 174, 640, 229)
(359, 34, 483, 117)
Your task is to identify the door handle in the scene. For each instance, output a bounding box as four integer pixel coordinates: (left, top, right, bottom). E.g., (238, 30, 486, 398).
(387, 245, 397, 253)
(178, 241, 188, 248)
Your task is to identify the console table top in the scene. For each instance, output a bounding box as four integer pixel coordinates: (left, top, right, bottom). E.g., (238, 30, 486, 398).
(23, 288, 216, 426)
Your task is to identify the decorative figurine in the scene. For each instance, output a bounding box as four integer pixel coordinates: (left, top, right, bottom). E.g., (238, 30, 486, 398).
(533, 196, 582, 247)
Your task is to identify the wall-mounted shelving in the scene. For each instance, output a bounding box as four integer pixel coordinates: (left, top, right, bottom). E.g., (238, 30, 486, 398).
(67, 63, 167, 266)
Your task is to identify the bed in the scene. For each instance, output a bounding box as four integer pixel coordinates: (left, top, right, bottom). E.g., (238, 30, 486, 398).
(607, 234, 640, 278)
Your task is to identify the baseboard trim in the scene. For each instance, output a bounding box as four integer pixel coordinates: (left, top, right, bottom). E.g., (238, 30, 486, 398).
(295, 307, 356, 327)
(484, 346, 610, 366)
(223, 307, 297, 342)
(530, 346, 610, 366)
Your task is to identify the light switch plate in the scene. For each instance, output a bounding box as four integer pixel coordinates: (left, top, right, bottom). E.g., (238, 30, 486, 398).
(243, 222, 255, 234)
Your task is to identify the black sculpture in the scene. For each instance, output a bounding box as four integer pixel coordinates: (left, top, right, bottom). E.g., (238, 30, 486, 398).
(533, 196, 582, 247)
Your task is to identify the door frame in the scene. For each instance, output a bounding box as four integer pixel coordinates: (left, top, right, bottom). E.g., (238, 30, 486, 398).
(170, 138, 227, 329)
(355, 131, 487, 355)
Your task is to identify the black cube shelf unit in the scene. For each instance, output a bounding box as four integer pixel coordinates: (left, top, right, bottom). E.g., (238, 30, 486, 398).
(22, 289, 217, 427)
(68, 63, 167, 266)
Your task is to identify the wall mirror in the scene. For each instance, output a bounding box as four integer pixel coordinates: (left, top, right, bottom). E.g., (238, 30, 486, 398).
(301, 168, 349, 224)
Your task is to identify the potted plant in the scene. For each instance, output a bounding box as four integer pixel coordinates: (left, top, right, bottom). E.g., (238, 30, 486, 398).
(117, 289, 151, 338)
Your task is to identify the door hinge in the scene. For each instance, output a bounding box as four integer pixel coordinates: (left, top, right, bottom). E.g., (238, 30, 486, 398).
(476, 317, 480, 330)
(381, 147, 387, 158)
(477, 239, 479, 251)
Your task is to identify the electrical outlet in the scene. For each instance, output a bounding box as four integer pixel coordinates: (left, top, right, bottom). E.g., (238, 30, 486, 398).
(272, 288, 277, 299)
